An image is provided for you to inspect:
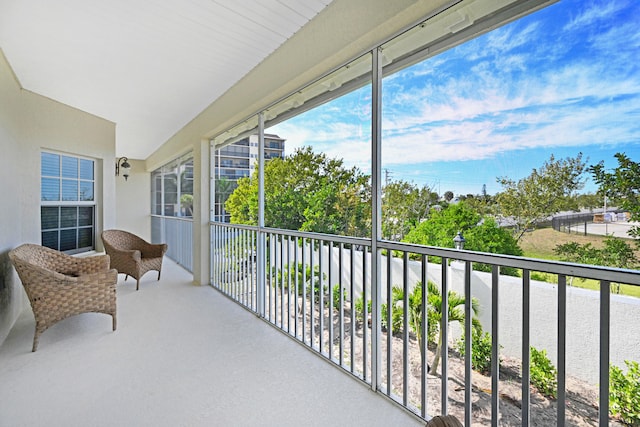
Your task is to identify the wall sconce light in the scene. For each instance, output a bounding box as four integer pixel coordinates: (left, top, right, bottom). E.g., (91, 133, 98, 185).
(453, 231, 466, 250)
(116, 157, 131, 181)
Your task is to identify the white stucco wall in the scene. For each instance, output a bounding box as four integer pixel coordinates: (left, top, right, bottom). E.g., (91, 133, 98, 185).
(448, 264, 640, 385)
(115, 159, 151, 241)
(0, 50, 117, 346)
(289, 241, 639, 385)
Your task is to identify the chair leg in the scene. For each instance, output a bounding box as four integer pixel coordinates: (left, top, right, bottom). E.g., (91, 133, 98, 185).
(32, 327, 40, 352)
(136, 278, 140, 291)
(157, 270, 161, 281)
(112, 314, 117, 331)
(124, 274, 129, 281)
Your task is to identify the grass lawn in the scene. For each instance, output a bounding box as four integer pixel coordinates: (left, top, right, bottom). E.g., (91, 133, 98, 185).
(519, 227, 640, 298)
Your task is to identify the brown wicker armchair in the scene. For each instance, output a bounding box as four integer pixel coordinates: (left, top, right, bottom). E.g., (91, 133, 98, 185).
(101, 229, 168, 291)
(9, 244, 117, 352)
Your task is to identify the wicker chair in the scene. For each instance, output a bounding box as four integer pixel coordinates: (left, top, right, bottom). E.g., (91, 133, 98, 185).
(425, 415, 463, 427)
(101, 229, 168, 291)
(9, 244, 117, 352)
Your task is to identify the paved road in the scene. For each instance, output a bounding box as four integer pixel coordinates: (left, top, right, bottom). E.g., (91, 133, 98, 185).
(568, 221, 638, 239)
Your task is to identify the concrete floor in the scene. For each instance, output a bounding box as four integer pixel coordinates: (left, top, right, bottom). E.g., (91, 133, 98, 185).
(0, 259, 424, 427)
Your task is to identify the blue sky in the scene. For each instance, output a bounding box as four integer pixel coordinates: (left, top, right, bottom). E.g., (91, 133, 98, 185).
(271, 0, 640, 196)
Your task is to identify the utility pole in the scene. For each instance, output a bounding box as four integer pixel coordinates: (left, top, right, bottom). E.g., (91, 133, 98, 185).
(383, 168, 393, 187)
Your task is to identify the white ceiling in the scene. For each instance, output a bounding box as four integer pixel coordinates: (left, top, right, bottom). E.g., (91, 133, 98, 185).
(0, 0, 333, 159)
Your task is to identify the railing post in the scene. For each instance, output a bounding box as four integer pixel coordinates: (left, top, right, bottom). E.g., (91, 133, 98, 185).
(558, 274, 567, 426)
(441, 257, 449, 416)
(491, 265, 500, 427)
(599, 280, 610, 426)
(464, 261, 473, 427)
(522, 270, 531, 427)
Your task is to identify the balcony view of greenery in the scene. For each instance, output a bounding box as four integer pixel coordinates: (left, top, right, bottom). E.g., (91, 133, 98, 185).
(220, 0, 639, 294)
(211, 1, 640, 424)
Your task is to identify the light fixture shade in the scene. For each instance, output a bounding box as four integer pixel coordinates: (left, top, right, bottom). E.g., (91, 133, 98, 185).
(453, 231, 465, 250)
(116, 157, 132, 181)
(121, 159, 131, 180)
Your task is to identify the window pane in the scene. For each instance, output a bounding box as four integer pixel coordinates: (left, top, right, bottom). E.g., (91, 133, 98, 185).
(60, 229, 77, 251)
(41, 207, 59, 230)
(79, 159, 94, 180)
(60, 207, 77, 228)
(151, 172, 163, 215)
(78, 206, 93, 226)
(180, 160, 194, 195)
(79, 181, 94, 201)
(41, 178, 60, 201)
(61, 156, 78, 178)
(62, 180, 78, 201)
(41, 152, 60, 177)
(78, 227, 93, 248)
(42, 231, 59, 250)
(164, 173, 178, 216)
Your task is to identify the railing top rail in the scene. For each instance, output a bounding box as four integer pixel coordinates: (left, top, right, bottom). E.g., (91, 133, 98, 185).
(210, 222, 640, 285)
(379, 240, 640, 285)
(211, 221, 258, 232)
(151, 214, 194, 222)
(210, 222, 372, 247)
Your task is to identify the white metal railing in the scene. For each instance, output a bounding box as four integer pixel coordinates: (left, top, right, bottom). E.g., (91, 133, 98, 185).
(210, 222, 640, 426)
(151, 215, 193, 272)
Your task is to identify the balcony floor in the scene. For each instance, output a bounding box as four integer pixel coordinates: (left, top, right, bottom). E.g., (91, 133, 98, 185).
(0, 259, 423, 427)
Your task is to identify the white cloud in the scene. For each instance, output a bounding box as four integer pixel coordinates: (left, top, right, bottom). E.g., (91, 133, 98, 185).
(563, 0, 627, 31)
(270, 0, 640, 173)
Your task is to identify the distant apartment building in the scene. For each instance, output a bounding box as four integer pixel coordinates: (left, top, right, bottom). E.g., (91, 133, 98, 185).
(213, 133, 285, 222)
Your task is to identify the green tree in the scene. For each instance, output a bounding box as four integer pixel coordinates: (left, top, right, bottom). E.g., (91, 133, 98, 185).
(382, 180, 437, 241)
(225, 146, 371, 236)
(575, 193, 601, 210)
(403, 202, 522, 274)
(590, 152, 640, 240)
(554, 236, 638, 292)
(496, 153, 587, 242)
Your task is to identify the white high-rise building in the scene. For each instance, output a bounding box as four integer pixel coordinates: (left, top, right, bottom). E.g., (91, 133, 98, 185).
(213, 133, 285, 222)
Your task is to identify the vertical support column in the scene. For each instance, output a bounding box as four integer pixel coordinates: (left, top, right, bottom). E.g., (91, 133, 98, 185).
(441, 258, 449, 416)
(257, 113, 266, 317)
(599, 280, 610, 427)
(557, 274, 567, 425)
(464, 261, 473, 427)
(192, 138, 211, 285)
(491, 265, 500, 427)
(522, 270, 531, 427)
(370, 47, 383, 392)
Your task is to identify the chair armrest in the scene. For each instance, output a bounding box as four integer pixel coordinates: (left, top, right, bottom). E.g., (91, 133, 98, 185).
(110, 249, 142, 261)
(141, 243, 168, 258)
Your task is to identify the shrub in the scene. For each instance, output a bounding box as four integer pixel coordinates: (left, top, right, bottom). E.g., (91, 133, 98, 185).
(381, 286, 404, 334)
(354, 295, 372, 323)
(610, 360, 640, 426)
(456, 329, 496, 375)
(272, 263, 322, 292)
(530, 346, 557, 398)
(530, 271, 558, 284)
(331, 283, 348, 310)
